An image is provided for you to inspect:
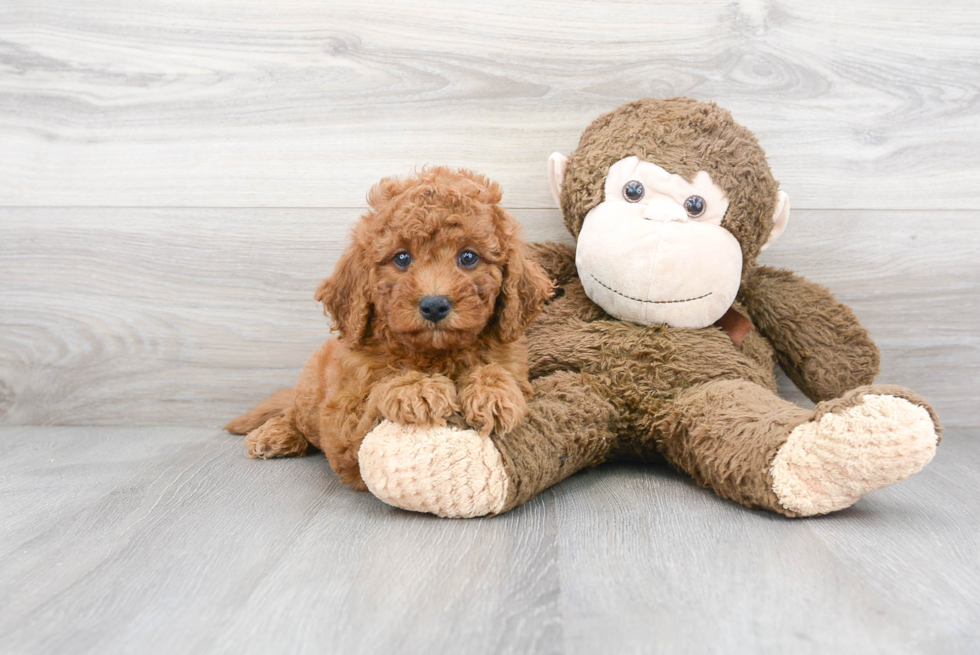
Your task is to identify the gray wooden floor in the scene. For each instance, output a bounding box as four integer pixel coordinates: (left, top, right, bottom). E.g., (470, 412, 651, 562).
(1, 426, 978, 655)
(2, 0, 980, 653)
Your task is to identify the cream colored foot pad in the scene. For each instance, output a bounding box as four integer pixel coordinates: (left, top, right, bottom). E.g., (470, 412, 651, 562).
(358, 421, 509, 519)
(771, 394, 938, 516)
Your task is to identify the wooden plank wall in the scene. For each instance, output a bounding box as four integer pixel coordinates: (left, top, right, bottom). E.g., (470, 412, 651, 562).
(1, 0, 978, 428)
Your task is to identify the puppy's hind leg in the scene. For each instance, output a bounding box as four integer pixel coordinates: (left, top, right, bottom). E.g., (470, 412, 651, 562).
(245, 412, 309, 459)
(225, 388, 295, 435)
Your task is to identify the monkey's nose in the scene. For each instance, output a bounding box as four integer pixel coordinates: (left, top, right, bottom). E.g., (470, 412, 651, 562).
(642, 197, 688, 222)
(419, 295, 452, 323)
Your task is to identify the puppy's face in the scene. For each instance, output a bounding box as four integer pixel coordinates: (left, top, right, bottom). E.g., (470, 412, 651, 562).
(374, 226, 503, 352)
(317, 168, 552, 354)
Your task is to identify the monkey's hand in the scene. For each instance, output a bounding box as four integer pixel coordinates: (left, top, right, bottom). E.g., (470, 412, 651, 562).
(738, 265, 880, 402)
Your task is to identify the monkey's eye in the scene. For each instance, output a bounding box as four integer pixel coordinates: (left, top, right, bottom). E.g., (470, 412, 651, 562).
(393, 251, 413, 269)
(684, 195, 706, 217)
(457, 250, 480, 268)
(623, 180, 645, 203)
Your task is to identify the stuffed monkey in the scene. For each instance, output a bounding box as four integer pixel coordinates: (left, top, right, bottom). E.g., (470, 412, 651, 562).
(356, 98, 941, 518)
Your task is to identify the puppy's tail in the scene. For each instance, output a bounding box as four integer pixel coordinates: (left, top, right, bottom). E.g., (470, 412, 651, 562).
(224, 388, 295, 435)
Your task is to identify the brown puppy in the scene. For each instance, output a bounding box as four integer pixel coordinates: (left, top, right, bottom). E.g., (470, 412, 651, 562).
(225, 167, 553, 490)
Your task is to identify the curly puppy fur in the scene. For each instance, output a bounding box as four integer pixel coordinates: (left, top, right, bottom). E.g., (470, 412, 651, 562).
(225, 167, 553, 489)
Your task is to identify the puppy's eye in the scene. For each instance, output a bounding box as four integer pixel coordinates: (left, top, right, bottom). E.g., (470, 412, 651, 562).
(393, 251, 412, 269)
(684, 195, 705, 217)
(623, 180, 645, 203)
(457, 250, 479, 268)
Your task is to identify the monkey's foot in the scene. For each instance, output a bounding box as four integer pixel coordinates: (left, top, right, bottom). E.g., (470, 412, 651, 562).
(770, 387, 940, 516)
(358, 420, 510, 518)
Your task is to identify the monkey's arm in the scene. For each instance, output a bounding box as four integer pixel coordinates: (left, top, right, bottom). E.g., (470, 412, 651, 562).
(527, 241, 578, 285)
(738, 266, 880, 402)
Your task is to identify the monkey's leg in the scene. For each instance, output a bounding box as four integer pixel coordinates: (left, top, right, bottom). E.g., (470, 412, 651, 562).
(658, 379, 941, 516)
(357, 371, 618, 518)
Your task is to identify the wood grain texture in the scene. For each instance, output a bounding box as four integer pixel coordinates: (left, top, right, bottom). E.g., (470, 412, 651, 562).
(1, 425, 976, 654)
(553, 429, 980, 654)
(1, 0, 978, 208)
(0, 206, 567, 427)
(0, 426, 561, 655)
(2, 3, 977, 652)
(1, 207, 976, 428)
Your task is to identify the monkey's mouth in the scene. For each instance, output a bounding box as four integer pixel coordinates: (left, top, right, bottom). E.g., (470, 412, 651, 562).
(589, 274, 712, 305)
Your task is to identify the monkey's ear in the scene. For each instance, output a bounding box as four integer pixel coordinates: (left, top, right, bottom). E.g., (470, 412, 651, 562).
(548, 152, 569, 207)
(760, 191, 790, 252)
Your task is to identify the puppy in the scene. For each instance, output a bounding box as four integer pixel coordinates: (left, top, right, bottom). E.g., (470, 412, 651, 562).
(225, 167, 553, 490)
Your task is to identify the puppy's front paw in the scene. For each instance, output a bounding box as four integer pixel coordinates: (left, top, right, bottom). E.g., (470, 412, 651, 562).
(375, 372, 458, 428)
(459, 366, 528, 437)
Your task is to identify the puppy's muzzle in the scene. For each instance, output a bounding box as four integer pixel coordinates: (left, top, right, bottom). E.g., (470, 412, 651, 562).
(419, 295, 452, 323)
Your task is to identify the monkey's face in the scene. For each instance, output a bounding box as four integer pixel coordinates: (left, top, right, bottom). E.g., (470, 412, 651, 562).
(548, 98, 790, 329)
(574, 156, 744, 328)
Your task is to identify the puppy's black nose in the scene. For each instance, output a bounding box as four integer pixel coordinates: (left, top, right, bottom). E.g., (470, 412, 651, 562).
(419, 295, 451, 323)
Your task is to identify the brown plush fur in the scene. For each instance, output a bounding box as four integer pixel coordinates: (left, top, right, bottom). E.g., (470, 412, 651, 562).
(226, 167, 553, 489)
(473, 98, 939, 515)
(561, 98, 781, 269)
(738, 265, 881, 402)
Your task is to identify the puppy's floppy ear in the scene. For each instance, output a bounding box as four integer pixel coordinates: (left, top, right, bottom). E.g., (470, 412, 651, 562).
(315, 241, 373, 347)
(492, 212, 555, 343)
